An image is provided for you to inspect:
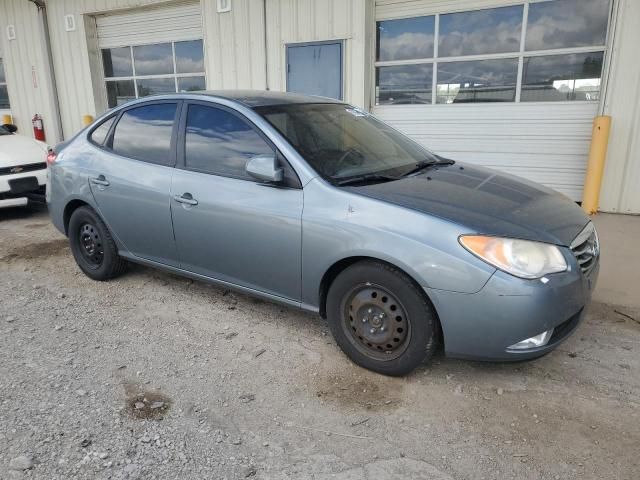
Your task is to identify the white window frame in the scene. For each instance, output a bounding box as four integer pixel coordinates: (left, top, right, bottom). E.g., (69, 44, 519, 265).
(102, 40, 206, 107)
(374, 0, 612, 106)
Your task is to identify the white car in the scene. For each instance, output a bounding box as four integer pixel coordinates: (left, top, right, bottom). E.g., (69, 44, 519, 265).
(0, 124, 48, 208)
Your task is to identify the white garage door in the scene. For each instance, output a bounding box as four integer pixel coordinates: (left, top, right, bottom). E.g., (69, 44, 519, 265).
(96, 1, 205, 108)
(373, 0, 612, 200)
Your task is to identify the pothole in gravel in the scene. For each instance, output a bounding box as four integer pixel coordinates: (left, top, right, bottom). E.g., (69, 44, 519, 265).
(1, 238, 69, 261)
(123, 383, 172, 420)
(313, 373, 402, 411)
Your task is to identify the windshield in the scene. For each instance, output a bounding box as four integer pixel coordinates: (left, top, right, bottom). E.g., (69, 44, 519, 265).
(0, 125, 10, 136)
(254, 103, 436, 182)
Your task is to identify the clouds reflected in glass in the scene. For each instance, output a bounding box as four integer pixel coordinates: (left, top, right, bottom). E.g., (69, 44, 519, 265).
(377, 16, 435, 61)
(437, 59, 519, 103)
(175, 40, 205, 74)
(133, 43, 173, 76)
(376, 64, 433, 105)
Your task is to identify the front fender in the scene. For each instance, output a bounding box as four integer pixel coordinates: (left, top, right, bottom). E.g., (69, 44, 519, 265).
(301, 179, 495, 308)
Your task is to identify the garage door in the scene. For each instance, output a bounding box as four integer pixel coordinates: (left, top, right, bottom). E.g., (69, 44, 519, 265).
(96, 1, 205, 108)
(373, 0, 612, 200)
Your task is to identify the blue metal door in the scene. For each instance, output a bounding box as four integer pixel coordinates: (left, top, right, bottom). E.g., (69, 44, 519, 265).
(286, 41, 343, 100)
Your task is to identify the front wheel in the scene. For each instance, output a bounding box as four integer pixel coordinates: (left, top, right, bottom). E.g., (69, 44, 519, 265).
(326, 261, 438, 376)
(68, 206, 127, 281)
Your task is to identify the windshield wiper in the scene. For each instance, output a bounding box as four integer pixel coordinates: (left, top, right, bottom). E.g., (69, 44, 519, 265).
(401, 158, 455, 177)
(335, 173, 398, 187)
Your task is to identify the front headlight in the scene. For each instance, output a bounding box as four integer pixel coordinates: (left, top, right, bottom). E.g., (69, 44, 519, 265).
(459, 235, 567, 279)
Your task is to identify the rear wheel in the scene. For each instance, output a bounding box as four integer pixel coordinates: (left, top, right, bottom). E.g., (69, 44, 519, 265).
(326, 260, 438, 376)
(68, 206, 127, 281)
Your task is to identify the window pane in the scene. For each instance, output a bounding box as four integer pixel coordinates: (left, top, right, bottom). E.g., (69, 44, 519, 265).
(137, 78, 176, 97)
(185, 104, 273, 179)
(112, 103, 177, 164)
(439, 5, 523, 57)
(102, 47, 133, 77)
(0, 85, 9, 109)
(436, 58, 518, 104)
(106, 80, 135, 108)
(90, 116, 116, 146)
(521, 52, 603, 102)
(526, 0, 610, 51)
(133, 43, 173, 75)
(175, 40, 204, 73)
(178, 76, 206, 92)
(376, 16, 435, 61)
(376, 64, 432, 105)
(0, 59, 6, 83)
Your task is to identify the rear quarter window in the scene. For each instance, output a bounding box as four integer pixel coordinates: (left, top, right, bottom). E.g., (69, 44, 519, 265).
(89, 116, 116, 146)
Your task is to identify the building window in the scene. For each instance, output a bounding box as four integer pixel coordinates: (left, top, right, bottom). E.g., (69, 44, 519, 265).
(0, 59, 9, 109)
(375, 0, 610, 105)
(102, 40, 205, 108)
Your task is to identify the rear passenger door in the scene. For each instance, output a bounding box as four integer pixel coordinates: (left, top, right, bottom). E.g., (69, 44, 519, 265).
(88, 101, 180, 267)
(170, 101, 303, 301)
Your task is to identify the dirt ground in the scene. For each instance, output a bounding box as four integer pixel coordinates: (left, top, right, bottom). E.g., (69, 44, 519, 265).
(1, 206, 638, 480)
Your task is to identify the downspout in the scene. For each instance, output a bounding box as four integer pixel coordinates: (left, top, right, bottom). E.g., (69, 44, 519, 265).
(28, 0, 64, 141)
(263, 0, 269, 90)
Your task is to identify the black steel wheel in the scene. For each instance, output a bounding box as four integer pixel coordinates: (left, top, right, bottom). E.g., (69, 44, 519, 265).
(68, 206, 128, 281)
(326, 260, 438, 376)
(78, 223, 104, 268)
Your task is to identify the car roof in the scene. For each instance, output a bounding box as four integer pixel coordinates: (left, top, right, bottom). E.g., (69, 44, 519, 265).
(179, 90, 345, 108)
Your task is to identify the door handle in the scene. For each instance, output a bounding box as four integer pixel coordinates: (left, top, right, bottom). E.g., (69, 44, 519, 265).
(90, 175, 110, 187)
(173, 193, 198, 206)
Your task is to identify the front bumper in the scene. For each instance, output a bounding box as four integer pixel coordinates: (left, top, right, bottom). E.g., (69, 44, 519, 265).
(0, 168, 47, 207)
(427, 259, 599, 361)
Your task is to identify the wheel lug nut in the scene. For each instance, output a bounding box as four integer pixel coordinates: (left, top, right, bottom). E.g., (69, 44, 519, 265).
(367, 308, 373, 314)
(380, 326, 386, 332)
(362, 318, 368, 323)
(370, 328, 376, 334)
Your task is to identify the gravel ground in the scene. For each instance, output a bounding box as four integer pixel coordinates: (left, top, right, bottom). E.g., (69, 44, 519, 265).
(1, 206, 639, 480)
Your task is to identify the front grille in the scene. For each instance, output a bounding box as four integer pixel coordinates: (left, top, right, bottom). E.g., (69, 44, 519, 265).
(570, 222, 599, 276)
(0, 162, 47, 176)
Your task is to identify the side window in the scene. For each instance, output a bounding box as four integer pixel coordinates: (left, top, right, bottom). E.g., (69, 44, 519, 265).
(185, 104, 274, 179)
(89, 116, 116, 146)
(112, 103, 178, 164)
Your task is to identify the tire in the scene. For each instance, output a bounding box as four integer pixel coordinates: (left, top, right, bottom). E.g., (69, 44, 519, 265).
(326, 260, 438, 376)
(68, 206, 127, 281)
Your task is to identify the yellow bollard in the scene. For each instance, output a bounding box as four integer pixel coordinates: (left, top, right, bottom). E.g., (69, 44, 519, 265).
(581, 115, 612, 215)
(2, 114, 12, 125)
(82, 115, 94, 126)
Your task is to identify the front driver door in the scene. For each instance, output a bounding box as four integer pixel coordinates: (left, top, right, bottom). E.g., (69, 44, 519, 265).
(170, 102, 303, 301)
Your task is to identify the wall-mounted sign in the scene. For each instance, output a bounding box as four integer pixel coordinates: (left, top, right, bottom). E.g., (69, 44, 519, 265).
(6, 25, 16, 41)
(217, 0, 231, 13)
(64, 14, 76, 32)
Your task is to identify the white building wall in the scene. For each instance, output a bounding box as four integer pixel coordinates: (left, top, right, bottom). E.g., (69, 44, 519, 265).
(264, 0, 374, 109)
(0, 0, 61, 143)
(599, 0, 640, 214)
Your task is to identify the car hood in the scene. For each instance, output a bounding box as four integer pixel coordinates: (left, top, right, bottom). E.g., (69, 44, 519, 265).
(0, 134, 48, 168)
(345, 163, 589, 246)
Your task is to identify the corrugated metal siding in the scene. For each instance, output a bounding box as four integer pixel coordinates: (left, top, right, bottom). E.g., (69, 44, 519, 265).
(374, 102, 598, 200)
(600, 0, 640, 213)
(96, 1, 202, 48)
(265, 0, 372, 109)
(201, 0, 266, 90)
(0, 0, 61, 142)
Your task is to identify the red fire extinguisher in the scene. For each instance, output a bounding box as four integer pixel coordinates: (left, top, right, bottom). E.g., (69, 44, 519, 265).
(32, 114, 46, 142)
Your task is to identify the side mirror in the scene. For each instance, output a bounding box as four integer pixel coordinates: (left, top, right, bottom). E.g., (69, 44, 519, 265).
(2, 123, 18, 133)
(245, 154, 284, 183)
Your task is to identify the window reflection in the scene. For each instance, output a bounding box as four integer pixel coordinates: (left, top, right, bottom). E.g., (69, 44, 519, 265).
(137, 78, 176, 97)
(0, 86, 9, 109)
(376, 64, 433, 105)
(0, 59, 6, 83)
(102, 47, 133, 77)
(175, 40, 205, 73)
(133, 43, 173, 76)
(112, 104, 177, 164)
(377, 16, 435, 61)
(521, 52, 603, 101)
(185, 105, 273, 179)
(106, 80, 135, 107)
(526, 0, 610, 51)
(178, 76, 206, 92)
(437, 59, 518, 103)
(439, 5, 523, 57)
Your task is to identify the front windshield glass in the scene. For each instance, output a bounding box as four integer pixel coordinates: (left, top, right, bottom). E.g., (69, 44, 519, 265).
(254, 103, 436, 181)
